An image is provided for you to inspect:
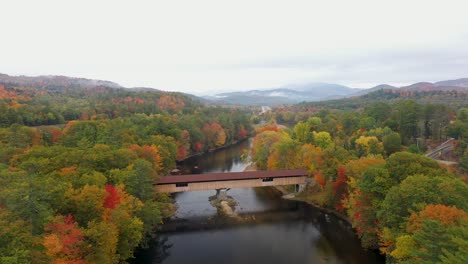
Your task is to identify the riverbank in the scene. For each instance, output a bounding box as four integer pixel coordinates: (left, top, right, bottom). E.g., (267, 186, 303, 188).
(242, 164, 352, 224)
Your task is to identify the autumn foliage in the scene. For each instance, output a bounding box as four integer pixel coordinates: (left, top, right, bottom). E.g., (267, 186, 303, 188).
(44, 215, 86, 264)
(157, 95, 185, 113)
(128, 144, 162, 171)
(314, 171, 326, 189)
(255, 124, 279, 133)
(0, 77, 253, 262)
(332, 167, 348, 211)
(202, 121, 226, 149)
(0, 84, 20, 99)
(192, 141, 204, 152)
(103, 184, 121, 209)
(238, 128, 248, 139)
(407, 204, 468, 233)
(176, 130, 191, 160)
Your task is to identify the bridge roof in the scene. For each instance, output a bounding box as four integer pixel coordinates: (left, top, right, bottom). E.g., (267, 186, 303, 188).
(154, 169, 307, 185)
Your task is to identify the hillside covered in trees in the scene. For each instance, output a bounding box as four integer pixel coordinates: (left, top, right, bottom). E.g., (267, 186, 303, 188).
(296, 89, 468, 110)
(0, 74, 206, 127)
(251, 99, 468, 263)
(0, 75, 252, 263)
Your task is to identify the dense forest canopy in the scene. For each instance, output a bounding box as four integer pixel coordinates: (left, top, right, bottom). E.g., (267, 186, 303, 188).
(0, 77, 253, 263)
(296, 89, 468, 110)
(251, 98, 468, 263)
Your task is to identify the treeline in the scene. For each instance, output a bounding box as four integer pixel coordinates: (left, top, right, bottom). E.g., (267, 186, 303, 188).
(251, 103, 468, 263)
(295, 89, 468, 110)
(0, 82, 252, 262)
(0, 81, 204, 127)
(275, 100, 461, 147)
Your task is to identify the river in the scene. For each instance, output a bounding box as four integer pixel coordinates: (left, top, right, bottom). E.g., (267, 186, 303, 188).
(133, 139, 385, 264)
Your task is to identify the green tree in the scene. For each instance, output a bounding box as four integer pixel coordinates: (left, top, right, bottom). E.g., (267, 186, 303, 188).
(365, 102, 392, 125)
(397, 100, 420, 144)
(378, 175, 468, 232)
(385, 152, 441, 183)
(383, 132, 402, 156)
(313, 131, 333, 149)
(293, 121, 313, 144)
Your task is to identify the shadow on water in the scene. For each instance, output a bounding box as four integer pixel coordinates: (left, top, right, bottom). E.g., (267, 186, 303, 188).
(133, 140, 385, 264)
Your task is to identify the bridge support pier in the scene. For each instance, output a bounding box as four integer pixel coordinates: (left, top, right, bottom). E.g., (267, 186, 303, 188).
(295, 184, 306, 193)
(215, 188, 231, 199)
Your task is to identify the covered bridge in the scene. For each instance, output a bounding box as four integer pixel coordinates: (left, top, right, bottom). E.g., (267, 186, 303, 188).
(154, 169, 308, 193)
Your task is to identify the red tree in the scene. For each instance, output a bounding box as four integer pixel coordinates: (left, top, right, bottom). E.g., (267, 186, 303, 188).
(103, 184, 121, 209)
(314, 171, 326, 189)
(192, 141, 204, 152)
(238, 129, 248, 139)
(333, 167, 348, 211)
(44, 215, 86, 264)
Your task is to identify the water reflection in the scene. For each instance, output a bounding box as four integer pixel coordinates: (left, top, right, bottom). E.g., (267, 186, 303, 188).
(178, 139, 251, 174)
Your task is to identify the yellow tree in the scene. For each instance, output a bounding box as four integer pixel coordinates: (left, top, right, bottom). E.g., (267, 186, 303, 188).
(267, 135, 299, 170)
(355, 136, 383, 157)
(313, 131, 333, 149)
(295, 144, 324, 175)
(251, 130, 283, 169)
(202, 121, 226, 150)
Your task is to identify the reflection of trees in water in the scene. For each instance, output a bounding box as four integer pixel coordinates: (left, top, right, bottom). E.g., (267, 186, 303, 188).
(306, 207, 383, 264)
(131, 236, 173, 264)
(179, 140, 249, 173)
(152, 236, 173, 264)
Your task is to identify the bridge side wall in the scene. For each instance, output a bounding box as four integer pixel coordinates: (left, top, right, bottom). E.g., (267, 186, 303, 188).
(155, 176, 306, 193)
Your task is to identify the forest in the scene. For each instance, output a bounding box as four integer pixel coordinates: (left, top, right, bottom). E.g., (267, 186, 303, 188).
(0, 80, 252, 263)
(1, 76, 467, 263)
(252, 99, 468, 263)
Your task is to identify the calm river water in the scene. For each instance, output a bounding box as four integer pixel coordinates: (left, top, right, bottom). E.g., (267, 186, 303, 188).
(133, 140, 385, 264)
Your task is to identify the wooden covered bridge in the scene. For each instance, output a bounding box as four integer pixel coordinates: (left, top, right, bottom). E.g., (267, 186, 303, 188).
(154, 169, 307, 193)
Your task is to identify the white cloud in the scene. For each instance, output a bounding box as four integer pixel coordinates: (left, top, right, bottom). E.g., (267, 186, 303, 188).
(1, 0, 468, 94)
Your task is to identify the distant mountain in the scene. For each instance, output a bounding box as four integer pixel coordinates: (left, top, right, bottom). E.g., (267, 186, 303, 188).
(400, 82, 435, 90)
(129, 87, 162, 92)
(2, 73, 467, 107)
(205, 83, 360, 106)
(296, 88, 468, 111)
(211, 78, 468, 106)
(0, 73, 122, 89)
(351, 84, 398, 96)
(400, 81, 468, 92)
(0, 73, 211, 104)
(372, 84, 399, 90)
(434, 78, 468, 87)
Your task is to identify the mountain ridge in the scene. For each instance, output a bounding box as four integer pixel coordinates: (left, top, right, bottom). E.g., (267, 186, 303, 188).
(1, 73, 467, 106)
(205, 79, 468, 106)
(0, 73, 122, 89)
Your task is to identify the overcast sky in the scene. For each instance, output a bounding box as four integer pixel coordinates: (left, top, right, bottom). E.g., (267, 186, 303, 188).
(1, 0, 468, 95)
